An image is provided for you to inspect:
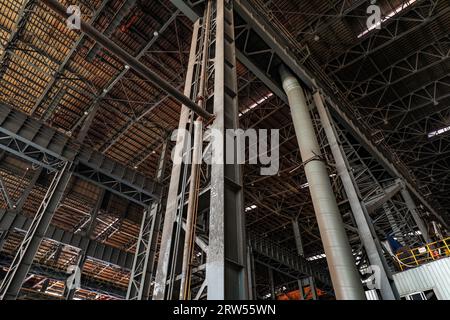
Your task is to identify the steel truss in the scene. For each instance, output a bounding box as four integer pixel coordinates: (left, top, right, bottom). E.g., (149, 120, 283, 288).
(325, 0, 445, 74)
(0, 161, 72, 300)
(0, 104, 160, 206)
(126, 140, 168, 300)
(153, 0, 247, 300)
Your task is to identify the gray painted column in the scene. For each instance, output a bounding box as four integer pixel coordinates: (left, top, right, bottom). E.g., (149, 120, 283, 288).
(314, 91, 396, 300)
(400, 185, 431, 243)
(246, 245, 256, 300)
(206, 0, 248, 300)
(292, 218, 304, 256)
(279, 65, 365, 300)
(152, 20, 200, 300)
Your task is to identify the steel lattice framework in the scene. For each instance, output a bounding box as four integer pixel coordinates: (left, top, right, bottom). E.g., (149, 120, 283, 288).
(0, 0, 448, 300)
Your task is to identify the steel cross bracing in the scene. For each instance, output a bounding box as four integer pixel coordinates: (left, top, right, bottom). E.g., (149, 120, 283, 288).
(84, 11, 182, 152)
(0, 175, 13, 210)
(248, 234, 331, 289)
(0, 104, 160, 206)
(126, 140, 168, 300)
(171, 0, 447, 230)
(153, 0, 248, 300)
(324, 0, 445, 74)
(30, 0, 110, 117)
(342, 34, 450, 105)
(0, 0, 37, 81)
(335, 123, 425, 250)
(0, 161, 72, 300)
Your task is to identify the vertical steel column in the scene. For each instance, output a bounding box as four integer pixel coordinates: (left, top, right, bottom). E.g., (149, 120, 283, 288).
(400, 185, 431, 243)
(246, 245, 256, 300)
(206, 0, 248, 300)
(65, 188, 106, 300)
(153, 20, 201, 300)
(268, 268, 275, 299)
(314, 91, 396, 300)
(292, 218, 304, 256)
(179, 120, 203, 300)
(0, 162, 72, 300)
(179, 0, 212, 299)
(279, 65, 365, 300)
(309, 276, 317, 300)
(127, 140, 168, 300)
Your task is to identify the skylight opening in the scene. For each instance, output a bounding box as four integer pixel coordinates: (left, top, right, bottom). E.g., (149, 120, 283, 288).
(428, 125, 450, 138)
(239, 93, 274, 117)
(358, 0, 418, 38)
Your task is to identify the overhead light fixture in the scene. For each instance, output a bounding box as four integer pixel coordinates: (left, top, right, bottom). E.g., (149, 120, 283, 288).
(428, 125, 450, 138)
(306, 253, 326, 261)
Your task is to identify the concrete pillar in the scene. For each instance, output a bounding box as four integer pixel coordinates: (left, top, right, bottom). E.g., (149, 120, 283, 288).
(314, 91, 397, 300)
(279, 65, 365, 300)
(400, 186, 431, 243)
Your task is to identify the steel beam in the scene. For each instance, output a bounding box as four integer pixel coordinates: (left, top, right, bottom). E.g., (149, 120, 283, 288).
(127, 140, 168, 300)
(153, 19, 200, 300)
(0, 209, 134, 269)
(31, 0, 109, 116)
(314, 91, 396, 300)
(365, 182, 403, 215)
(172, 0, 445, 227)
(291, 218, 304, 257)
(206, 0, 248, 299)
(42, 0, 212, 121)
(0, 161, 72, 300)
(399, 184, 431, 243)
(64, 188, 106, 300)
(0, 104, 160, 206)
(0, 175, 13, 210)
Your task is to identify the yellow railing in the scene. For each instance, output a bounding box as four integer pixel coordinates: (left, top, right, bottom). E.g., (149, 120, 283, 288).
(395, 237, 450, 271)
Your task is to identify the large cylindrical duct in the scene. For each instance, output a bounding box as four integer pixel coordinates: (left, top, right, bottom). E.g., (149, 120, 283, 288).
(279, 65, 365, 300)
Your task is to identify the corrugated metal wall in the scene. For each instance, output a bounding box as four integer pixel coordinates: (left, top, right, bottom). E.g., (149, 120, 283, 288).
(393, 257, 450, 300)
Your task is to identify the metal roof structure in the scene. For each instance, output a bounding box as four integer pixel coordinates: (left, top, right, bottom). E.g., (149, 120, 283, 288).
(0, 0, 449, 300)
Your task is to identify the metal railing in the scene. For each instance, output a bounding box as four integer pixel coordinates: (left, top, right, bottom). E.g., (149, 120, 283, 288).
(395, 237, 450, 271)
